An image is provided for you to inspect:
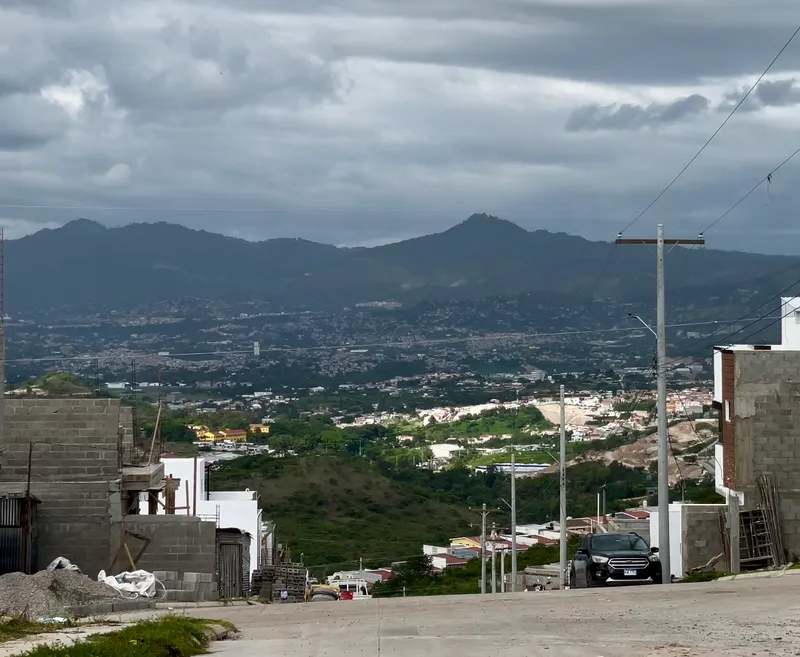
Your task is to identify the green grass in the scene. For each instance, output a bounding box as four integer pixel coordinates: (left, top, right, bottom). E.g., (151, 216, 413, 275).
(15, 617, 231, 657)
(0, 617, 76, 644)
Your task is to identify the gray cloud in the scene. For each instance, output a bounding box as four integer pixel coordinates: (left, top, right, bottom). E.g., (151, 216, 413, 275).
(565, 94, 710, 132)
(0, 0, 800, 255)
(721, 78, 800, 113)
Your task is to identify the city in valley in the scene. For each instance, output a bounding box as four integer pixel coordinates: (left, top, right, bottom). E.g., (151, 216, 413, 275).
(1, 1, 800, 654)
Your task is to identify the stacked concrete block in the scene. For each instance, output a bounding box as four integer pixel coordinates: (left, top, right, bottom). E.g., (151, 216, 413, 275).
(66, 599, 155, 618)
(154, 570, 215, 602)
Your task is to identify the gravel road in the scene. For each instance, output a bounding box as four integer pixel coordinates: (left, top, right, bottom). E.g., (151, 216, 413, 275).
(196, 573, 800, 656)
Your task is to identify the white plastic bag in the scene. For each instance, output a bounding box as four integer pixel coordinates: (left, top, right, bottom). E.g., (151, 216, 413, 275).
(97, 569, 156, 598)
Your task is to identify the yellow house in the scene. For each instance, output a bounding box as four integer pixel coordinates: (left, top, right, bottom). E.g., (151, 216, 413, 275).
(450, 537, 482, 549)
(191, 426, 216, 442)
(221, 429, 248, 442)
(248, 424, 271, 435)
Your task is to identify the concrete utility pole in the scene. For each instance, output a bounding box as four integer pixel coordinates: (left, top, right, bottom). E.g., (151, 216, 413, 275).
(596, 491, 601, 528)
(480, 503, 488, 594)
(559, 385, 567, 590)
(510, 450, 517, 592)
(616, 224, 704, 584)
(728, 493, 741, 574)
(490, 523, 497, 594)
(500, 546, 505, 593)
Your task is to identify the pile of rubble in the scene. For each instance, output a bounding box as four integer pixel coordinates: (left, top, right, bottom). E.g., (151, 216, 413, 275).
(0, 570, 120, 620)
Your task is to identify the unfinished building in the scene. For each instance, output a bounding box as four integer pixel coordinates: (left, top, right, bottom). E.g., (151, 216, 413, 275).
(712, 297, 800, 563)
(0, 397, 219, 600)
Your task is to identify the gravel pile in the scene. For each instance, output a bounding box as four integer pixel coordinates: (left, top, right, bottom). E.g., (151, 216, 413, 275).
(0, 570, 120, 620)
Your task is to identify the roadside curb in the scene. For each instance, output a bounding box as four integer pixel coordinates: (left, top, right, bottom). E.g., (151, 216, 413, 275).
(717, 567, 800, 581)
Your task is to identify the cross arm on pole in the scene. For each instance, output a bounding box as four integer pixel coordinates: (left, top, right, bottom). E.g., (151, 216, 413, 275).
(615, 238, 705, 245)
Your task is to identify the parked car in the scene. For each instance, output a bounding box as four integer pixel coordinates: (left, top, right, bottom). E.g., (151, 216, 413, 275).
(570, 532, 662, 588)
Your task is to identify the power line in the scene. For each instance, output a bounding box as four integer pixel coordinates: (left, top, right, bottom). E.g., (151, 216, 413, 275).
(699, 143, 800, 237)
(619, 23, 800, 237)
(663, 294, 800, 376)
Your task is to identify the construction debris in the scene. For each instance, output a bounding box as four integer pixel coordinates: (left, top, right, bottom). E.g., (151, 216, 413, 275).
(757, 473, 787, 567)
(687, 552, 724, 575)
(251, 563, 306, 603)
(0, 570, 120, 620)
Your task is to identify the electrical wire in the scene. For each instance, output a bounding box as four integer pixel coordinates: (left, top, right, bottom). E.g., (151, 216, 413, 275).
(662, 293, 800, 375)
(618, 23, 800, 237)
(699, 144, 800, 238)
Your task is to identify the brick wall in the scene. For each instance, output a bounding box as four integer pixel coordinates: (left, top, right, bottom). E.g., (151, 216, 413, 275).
(0, 399, 126, 576)
(721, 350, 736, 487)
(733, 350, 800, 558)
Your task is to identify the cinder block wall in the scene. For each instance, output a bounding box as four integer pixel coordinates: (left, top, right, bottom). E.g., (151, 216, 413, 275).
(120, 515, 217, 601)
(733, 351, 800, 559)
(682, 505, 726, 574)
(0, 398, 126, 577)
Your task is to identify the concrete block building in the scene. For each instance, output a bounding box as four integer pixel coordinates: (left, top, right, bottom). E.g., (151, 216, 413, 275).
(0, 398, 220, 599)
(713, 297, 800, 559)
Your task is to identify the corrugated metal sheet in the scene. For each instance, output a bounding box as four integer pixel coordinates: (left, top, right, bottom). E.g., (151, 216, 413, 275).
(0, 496, 38, 575)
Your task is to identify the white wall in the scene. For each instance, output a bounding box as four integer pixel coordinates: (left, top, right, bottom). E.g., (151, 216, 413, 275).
(204, 494, 262, 571)
(781, 297, 800, 348)
(714, 444, 745, 506)
(713, 350, 723, 403)
(139, 457, 262, 571)
(648, 504, 683, 579)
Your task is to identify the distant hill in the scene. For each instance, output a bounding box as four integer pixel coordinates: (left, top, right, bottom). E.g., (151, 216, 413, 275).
(4, 214, 798, 312)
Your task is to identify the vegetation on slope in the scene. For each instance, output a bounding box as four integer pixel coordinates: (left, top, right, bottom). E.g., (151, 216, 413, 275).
(404, 406, 553, 440)
(211, 453, 661, 572)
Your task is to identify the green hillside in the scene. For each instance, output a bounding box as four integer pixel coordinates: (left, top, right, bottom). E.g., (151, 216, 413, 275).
(210, 455, 475, 572)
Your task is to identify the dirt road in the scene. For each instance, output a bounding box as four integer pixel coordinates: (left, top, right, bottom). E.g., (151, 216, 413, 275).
(199, 574, 800, 656)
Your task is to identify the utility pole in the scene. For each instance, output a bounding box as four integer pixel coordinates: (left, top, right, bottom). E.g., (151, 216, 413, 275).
(480, 503, 488, 594)
(728, 493, 741, 574)
(602, 485, 606, 519)
(559, 385, 567, 590)
(490, 523, 497, 594)
(616, 224, 704, 584)
(596, 491, 600, 528)
(510, 450, 517, 592)
(500, 546, 505, 593)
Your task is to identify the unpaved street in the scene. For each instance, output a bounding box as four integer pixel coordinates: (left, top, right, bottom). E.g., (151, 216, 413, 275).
(199, 574, 800, 656)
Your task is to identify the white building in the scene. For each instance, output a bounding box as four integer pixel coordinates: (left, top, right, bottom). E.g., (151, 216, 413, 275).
(139, 457, 263, 572)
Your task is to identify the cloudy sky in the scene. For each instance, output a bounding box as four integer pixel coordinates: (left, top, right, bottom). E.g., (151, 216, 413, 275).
(1, 0, 800, 252)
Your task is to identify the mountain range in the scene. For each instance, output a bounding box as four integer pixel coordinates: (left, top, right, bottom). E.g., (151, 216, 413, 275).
(4, 214, 799, 313)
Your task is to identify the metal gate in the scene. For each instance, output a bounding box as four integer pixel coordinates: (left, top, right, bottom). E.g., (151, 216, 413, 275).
(219, 542, 243, 599)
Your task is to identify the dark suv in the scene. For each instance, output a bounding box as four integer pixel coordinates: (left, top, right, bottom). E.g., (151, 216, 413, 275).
(570, 532, 662, 587)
